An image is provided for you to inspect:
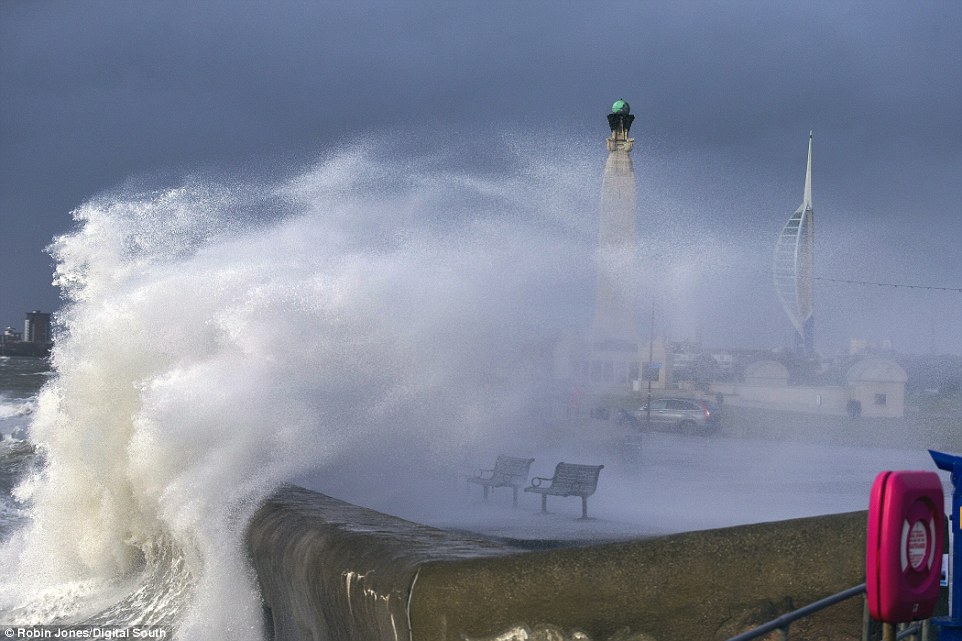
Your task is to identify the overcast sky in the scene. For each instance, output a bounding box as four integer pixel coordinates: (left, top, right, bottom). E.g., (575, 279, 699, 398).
(1, 1, 960, 355)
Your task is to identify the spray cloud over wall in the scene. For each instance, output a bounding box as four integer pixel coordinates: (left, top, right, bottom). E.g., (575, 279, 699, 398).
(0, 142, 601, 637)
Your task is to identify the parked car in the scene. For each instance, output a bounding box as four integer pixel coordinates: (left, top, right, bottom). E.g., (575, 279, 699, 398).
(633, 397, 721, 435)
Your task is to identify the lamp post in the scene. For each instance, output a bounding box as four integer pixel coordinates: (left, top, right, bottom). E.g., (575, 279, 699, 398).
(646, 301, 654, 427)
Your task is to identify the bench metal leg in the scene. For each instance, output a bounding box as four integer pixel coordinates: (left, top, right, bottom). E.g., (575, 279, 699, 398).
(512, 487, 518, 508)
(581, 496, 588, 519)
(541, 494, 547, 513)
(482, 486, 489, 501)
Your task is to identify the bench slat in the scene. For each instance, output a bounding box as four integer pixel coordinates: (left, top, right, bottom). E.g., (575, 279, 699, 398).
(523, 462, 604, 518)
(467, 455, 535, 507)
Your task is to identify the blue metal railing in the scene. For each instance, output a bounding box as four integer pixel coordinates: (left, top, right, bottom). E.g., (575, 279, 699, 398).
(725, 583, 867, 641)
(896, 622, 926, 640)
(724, 582, 932, 641)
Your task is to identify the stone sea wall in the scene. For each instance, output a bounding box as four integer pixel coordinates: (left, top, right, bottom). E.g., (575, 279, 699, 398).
(247, 486, 867, 641)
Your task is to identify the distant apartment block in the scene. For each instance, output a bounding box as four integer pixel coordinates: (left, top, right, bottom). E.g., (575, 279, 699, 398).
(25, 310, 51, 345)
(0, 311, 53, 357)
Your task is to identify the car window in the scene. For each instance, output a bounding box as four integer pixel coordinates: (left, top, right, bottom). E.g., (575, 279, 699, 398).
(665, 399, 688, 410)
(650, 399, 667, 410)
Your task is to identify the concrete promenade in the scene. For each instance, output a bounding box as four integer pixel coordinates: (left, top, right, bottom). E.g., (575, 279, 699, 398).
(248, 486, 868, 641)
(254, 407, 959, 640)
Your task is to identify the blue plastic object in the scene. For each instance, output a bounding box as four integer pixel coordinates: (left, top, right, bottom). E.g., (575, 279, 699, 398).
(930, 449, 962, 639)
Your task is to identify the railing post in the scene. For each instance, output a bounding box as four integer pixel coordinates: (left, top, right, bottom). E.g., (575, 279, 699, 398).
(862, 595, 871, 641)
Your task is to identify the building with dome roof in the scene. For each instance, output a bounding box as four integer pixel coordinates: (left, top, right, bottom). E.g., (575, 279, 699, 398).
(845, 357, 907, 417)
(711, 356, 907, 418)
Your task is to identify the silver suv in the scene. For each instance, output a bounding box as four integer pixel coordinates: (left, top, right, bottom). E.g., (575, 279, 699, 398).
(633, 397, 721, 435)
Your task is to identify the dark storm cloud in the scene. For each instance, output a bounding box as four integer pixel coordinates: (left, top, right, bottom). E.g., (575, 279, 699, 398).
(1, 0, 960, 353)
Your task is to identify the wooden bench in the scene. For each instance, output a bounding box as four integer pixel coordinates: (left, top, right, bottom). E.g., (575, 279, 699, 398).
(524, 462, 604, 519)
(467, 455, 535, 507)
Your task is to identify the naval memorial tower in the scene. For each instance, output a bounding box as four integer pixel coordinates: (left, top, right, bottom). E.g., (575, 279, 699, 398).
(582, 99, 645, 391)
(554, 100, 652, 395)
(592, 99, 639, 346)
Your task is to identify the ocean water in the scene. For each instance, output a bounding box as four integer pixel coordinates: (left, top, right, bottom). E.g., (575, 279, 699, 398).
(0, 357, 46, 536)
(0, 144, 604, 639)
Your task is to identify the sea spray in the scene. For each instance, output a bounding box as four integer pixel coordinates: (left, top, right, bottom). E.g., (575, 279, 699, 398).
(0, 143, 601, 639)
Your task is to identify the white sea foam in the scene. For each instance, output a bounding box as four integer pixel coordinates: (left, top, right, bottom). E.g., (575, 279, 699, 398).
(0, 396, 33, 420)
(0, 143, 601, 638)
(0, 396, 34, 444)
